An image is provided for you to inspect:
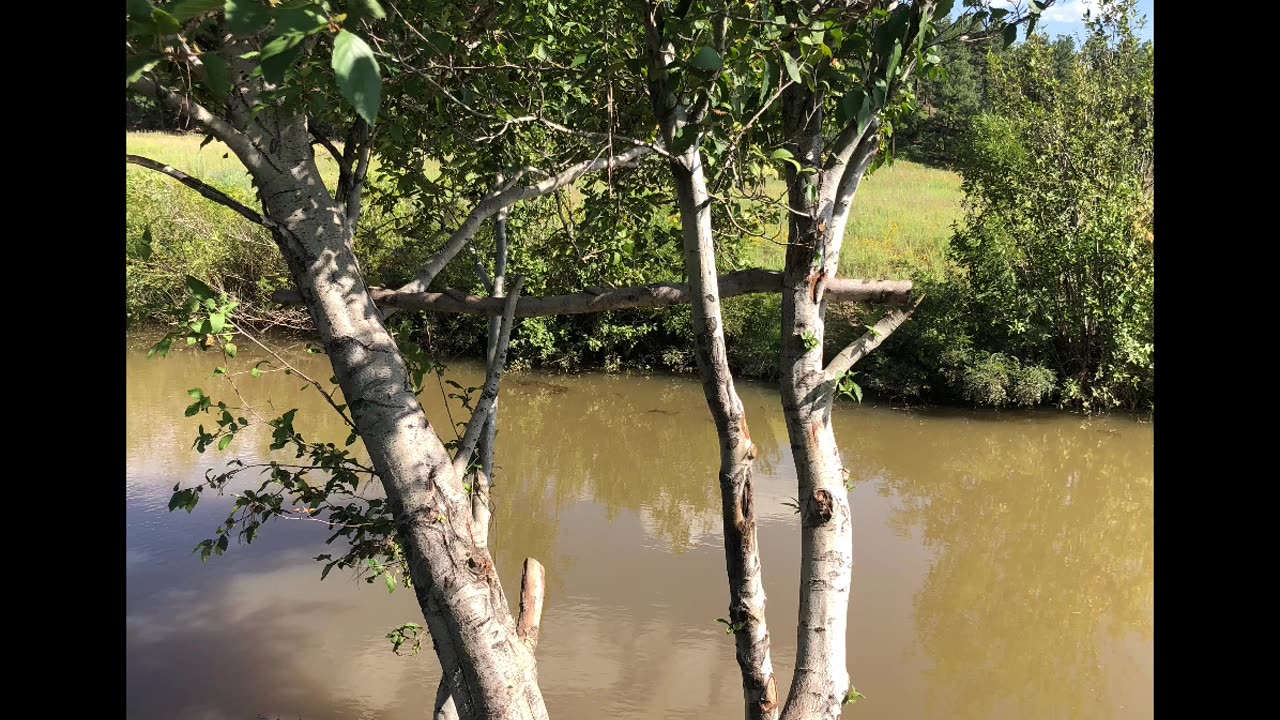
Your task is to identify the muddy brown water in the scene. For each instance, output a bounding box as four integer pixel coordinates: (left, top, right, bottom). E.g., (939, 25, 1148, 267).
(125, 337, 1152, 720)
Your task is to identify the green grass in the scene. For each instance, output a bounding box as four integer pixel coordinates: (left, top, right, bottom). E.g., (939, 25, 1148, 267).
(127, 130, 345, 191)
(126, 131, 960, 284)
(748, 160, 963, 282)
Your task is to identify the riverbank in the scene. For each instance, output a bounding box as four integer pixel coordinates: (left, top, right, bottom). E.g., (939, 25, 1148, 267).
(126, 131, 1149, 413)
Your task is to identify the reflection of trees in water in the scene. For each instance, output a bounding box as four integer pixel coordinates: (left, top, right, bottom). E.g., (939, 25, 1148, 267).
(127, 345, 748, 568)
(131, 344, 1152, 717)
(491, 376, 726, 564)
(847, 414, 1153, 720)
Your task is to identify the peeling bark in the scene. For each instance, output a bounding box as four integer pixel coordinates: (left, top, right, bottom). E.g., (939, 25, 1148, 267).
(777, 70, 859, 720)
(670, 150, 779, 720)
(134, 70, 550, 720)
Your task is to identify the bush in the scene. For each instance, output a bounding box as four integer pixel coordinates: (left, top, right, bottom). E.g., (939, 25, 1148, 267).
(941, 349, 1056, 409)
(945, 3, 1153, 412)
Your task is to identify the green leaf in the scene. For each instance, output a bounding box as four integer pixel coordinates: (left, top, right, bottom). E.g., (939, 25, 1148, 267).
(152, 8, 181, 35)
(224, 342, 237, 357)
(251, 367, 263, 378)
(384, 571, 395, 593)
(185, 275, 216, 302)
(332, 30, 382, 125)
(781, 52, 802, 84)
(148, 336, 174, 358)
(209, 312, 226, 334)
(169, 0, 225, 21)
(224, 0, 270, 36)
(1002, 22, 1018, 48)
(874, 3, 911, 60)
(856, 96, 873, 139)
(884, 39, 902, 80)
(932, 0, 956, 20)
(274, 4, 328, 35)
(131, 224, 155, 261)
(670, 123, 700, 154)
(261, 40, 305, 85)
(128, 0, 156, 19)
(348, 0, 386, 20)
(126, 53, 161, 87)
(200, 53, 232, 100)
(837, 89, 864, 126)
(218, 434, 234, 451)
(689, 46, 722, 73)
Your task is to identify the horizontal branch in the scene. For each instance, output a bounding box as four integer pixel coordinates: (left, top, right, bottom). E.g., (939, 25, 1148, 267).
(126, 154, 267, 227)
(273, 269, 914, 316)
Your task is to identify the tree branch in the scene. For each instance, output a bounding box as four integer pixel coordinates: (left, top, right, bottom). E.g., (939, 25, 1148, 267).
(823, 294, 924, 380)
(274, 269, 913, 315)
(346, 119, 373, 226)
(394, 144, 654, 295)
(310, 124, 351, 186)
(516, 558, 546, 652)
(451, 276, 526, 477)
(130, 77, 275, 180)
(469, 244, 495, 295)
(126, 154, 267, 227)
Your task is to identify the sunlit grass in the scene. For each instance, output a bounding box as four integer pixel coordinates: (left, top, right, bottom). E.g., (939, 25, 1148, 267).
(748, 160, 963, 282)
(126, 131, 962, 285)
(127, 130, 345, 191)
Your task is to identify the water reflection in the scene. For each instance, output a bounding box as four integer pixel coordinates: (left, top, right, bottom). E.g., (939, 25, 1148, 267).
(849, 411, 1154, 719)
(126, 339, 1152, 720)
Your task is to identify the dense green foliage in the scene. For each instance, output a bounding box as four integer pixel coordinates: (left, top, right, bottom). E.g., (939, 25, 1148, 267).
(867, 2, 1153, 412)
(957, 8, 1152, 411)
(126, 0, 1153, 413)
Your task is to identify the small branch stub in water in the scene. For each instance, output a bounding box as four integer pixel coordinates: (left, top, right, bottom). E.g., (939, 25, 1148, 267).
(517, 558, 546, 652)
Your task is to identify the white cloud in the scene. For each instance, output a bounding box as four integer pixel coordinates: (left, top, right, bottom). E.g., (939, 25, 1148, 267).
(1041, 0, 1103, 24)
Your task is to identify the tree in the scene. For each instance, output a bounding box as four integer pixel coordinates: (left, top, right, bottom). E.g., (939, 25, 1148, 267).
(126, 2, 1047, 718)
(950, 0, 1153, 411)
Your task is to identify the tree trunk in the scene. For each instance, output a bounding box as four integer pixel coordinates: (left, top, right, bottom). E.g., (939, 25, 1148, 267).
(777, 83, 855, 720)
(669, 147, 779, 720)
(250, 115, 547, 720)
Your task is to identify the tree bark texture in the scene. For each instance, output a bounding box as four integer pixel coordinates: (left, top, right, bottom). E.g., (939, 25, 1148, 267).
(137, 66, 552, 719)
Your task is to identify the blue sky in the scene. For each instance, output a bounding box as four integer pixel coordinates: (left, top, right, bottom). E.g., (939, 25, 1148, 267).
(982, 1, 1155, 43)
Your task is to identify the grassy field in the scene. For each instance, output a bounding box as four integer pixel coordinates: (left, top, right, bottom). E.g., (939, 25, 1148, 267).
(127, 131, 345, 191)
(127, 131, 962, 281)
(127, 129, 963, 339)
(748, 160, 963, 282)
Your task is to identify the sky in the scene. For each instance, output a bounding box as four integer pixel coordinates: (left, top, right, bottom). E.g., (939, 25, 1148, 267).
(983, 1, 1155, 43)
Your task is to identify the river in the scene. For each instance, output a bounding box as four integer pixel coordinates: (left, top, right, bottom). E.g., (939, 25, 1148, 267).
(125, 336, 1153, 719)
